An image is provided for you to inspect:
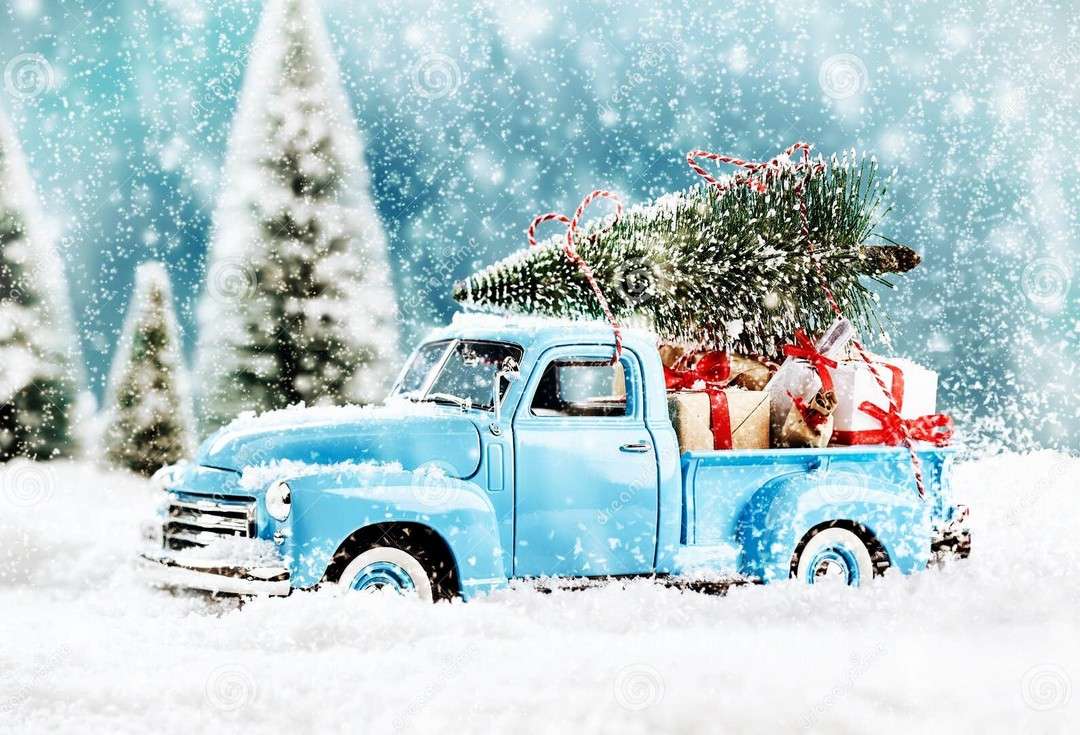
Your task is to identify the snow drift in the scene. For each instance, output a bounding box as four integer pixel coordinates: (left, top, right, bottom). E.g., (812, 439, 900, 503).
(0, 453, 1077, 733)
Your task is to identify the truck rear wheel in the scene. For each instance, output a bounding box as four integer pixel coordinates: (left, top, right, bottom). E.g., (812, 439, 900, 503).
(337, 546, 435, 602)
(795, 528, 875, 587)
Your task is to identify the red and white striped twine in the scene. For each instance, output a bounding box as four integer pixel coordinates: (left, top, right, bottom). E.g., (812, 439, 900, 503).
(687, 142, 929, 498)
(527, 190, 624, 363)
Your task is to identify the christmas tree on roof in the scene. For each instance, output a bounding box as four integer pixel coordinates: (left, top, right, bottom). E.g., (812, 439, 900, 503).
(454, 151, 917, 356)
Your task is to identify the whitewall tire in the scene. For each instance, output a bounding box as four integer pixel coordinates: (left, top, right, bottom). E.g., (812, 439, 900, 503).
(795, 528, 875, 587)
(337, 546, 435, 602)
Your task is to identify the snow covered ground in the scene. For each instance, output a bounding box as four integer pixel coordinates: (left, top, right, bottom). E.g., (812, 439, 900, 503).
(0, 453, 1077, 734)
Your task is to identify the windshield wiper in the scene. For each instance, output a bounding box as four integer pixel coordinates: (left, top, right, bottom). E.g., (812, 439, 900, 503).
(424, 392, 472, 409)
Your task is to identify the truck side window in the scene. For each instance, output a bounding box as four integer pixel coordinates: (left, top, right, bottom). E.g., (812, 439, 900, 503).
(531, 360, 630, 417)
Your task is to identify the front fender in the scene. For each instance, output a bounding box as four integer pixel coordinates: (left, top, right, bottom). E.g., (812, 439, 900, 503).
(736, 467, 933, 582)
(278, 468, 508, 597)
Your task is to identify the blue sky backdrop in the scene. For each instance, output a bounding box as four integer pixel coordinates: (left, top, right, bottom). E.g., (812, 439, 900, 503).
(1, 0, 1077, 448)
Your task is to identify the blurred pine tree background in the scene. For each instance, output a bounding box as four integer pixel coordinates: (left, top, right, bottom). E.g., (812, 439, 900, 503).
(1, 0, 1076, 450)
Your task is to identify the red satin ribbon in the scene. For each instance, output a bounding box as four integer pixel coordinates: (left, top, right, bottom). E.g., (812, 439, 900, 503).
(833, 402, 954, 446)
(790, 393, 829, 430)
(665, 351, 734, 449)
(831, 363, 954, 447)
(782, 330, 838, 393)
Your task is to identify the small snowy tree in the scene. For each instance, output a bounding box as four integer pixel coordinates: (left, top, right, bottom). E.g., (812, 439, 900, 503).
(0, 106, 81, 461)
(103, 262, 195, 476)
(194, 0, 400, 431)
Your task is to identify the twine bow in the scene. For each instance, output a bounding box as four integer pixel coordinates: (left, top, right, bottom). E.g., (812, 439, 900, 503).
(527, 190, 624, 363)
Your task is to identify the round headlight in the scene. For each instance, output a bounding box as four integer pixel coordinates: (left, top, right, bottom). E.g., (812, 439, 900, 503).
(266, 480, 292, 521)
(151, 462, 185, 491)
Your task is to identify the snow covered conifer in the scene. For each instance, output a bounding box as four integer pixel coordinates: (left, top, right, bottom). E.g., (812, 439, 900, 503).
(0, 106, 81, 461)
(103, 262, 195, 476)
(194, 0, 400, 431)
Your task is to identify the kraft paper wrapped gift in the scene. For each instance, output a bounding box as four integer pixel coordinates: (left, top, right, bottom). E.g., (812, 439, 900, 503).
(830, 357, 938, 438)
(667, 389, 770, 452)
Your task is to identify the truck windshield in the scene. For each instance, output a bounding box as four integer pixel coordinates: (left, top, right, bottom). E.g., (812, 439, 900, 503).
(393, 340, 523, 411)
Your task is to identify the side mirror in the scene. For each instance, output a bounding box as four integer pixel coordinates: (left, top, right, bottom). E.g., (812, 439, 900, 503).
(492, 367, 521, 425)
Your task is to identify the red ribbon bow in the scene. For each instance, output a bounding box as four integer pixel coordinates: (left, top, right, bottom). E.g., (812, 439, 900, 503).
(782, 330, 838, 393)
(850, 402, 955, 447)
(527, 190, 624, 364)
(664, 351, 735, 449)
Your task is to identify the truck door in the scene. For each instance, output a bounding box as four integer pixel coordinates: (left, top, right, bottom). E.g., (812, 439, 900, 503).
(512, 346, 659, 577)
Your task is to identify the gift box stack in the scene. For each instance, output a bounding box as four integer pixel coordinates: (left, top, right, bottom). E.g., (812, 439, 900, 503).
(663, 317, 953, 453)
(661, 347, 772, 453)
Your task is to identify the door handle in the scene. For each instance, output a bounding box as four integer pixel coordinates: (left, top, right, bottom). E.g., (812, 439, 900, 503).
(620, 442, 652, 453)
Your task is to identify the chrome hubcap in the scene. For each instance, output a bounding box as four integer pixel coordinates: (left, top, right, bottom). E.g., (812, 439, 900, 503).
(806, 546, 860, 586)
(350, 561, 416, 594)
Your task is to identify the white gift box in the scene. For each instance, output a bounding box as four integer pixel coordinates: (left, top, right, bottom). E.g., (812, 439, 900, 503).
(831, 357, 938, 433)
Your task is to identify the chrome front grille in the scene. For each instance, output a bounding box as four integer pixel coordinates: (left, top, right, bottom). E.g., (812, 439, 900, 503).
(164, 495, 257, 550)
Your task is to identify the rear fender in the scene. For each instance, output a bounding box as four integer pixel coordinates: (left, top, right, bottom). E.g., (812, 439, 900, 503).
(735, 466, 933, 582)
(278, 468, 508, 598)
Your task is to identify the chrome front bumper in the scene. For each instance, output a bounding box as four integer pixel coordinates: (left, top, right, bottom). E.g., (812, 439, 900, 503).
(139, 552, 292, 596)
(140, 518, 291, 596)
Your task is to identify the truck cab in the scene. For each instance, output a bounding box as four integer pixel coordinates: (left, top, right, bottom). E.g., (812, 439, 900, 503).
(140, 314, 969, 600)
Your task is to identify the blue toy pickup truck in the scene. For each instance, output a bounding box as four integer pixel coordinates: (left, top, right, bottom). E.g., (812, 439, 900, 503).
(140, 315, 970, 600)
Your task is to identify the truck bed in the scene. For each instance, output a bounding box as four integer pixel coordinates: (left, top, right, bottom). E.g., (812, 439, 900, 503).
(673, 445, 954, 580)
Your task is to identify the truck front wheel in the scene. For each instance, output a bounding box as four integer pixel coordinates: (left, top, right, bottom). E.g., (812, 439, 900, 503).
(337, 547, 435, 602)
(794, 528, 875, 587)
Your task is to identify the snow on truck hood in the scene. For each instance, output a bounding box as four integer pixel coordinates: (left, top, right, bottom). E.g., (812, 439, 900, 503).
(196, 400, 483, 479)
